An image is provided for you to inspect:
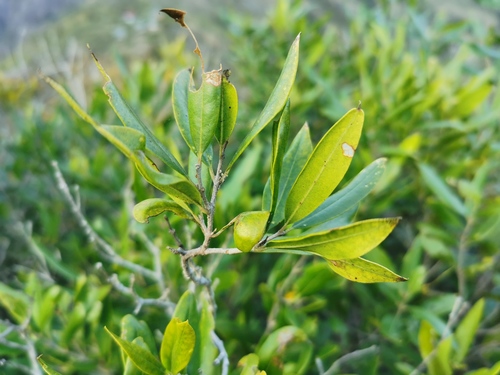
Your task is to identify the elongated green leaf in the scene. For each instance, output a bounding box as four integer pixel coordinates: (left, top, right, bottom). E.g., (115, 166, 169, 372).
(265, 218, 400, 260)
(238, 354, 261, 375)
(99, 125, 146, 158)
(133, 151, 202, 208)
(124, 337, 152, 375)
(120, 314, 158, 357)
(188, 69, 222, 157)
(267, 122, 313, 225)
(105, 327, 165, 375)
(327, 257, 408, 283)
(257, 326, 307, 365)
(217, 73, 238, 143)
(293, 158, 386, 229)
(285, 108, 364, 224)
(226, 34, 300, 172)
(91, 53, 186, 175)
(0, 282, 30, 323)
(160, 317, 195, 374)
(418, 163, 468, 217)
(269, 100, 291, 216)
(418, 320, 435, 359)
(172, 69, 194, 149)
(133, 198, 191, 223)
(454, 298, 485, 363)
(301, 205, 357, 234)
(37, 356, 63, 375)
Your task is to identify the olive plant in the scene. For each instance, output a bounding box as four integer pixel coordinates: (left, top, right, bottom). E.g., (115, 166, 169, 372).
(41, 8, 406, 374)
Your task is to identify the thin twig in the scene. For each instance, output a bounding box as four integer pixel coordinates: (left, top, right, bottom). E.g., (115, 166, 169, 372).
(321, 345, 379, 375)
(164, 216, 184, 248)
(211, 331, 229, 375)
(409, 296, 469, 375)
(107, 273, 176, 315)
(135, 231, 166, 292)
(51, 160, 157, 281)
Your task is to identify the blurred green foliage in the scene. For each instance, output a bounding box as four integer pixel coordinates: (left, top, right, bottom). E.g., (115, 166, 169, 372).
(1, 0, 500, 374)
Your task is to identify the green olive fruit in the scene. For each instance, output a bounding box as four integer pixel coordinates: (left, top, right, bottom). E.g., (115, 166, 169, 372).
(234, 211, 270, 252)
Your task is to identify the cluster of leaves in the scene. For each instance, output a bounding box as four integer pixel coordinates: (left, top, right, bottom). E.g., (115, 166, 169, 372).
(1, 0, 500, 374)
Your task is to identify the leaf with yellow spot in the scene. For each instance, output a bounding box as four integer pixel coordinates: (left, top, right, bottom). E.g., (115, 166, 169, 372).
(327, 257, 408, 283)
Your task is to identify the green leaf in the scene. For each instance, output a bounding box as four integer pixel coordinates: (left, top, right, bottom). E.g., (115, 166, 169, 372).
(234, 211, 270, 252)
(132, 151, 203, 208)
(120, 314, 158, 357)
(454, 298, 485, 363)
(92, 53, 186, 175)
(124, 337, 152, 375)
(160, 317, 196, 374)
(227, 34, 300, 172)
(418, 320, 435, 359)
(199, 299, 217, 375)
(300, 205, 357, 235)
(188, 69, 223, 157)
(238, 353, 261, 375)
(269, 100, 291, 216)
(105, 327, 165, 375)
(172, 69, 194, 150)
(327, 257, 408, 283)
(37, 355, 63, 375)
(98, 125, 146, 158)
(293, 158, 386, 229)
(257, 326, 307, 365)
(0, 283, 30, 324)
(264, 218, 400, 260)
(61, 301, 86, 346)
(267, 122, 313, 225)
(285, 108, 364, 224)
(217, 73, 238, 143)
(133, 198, 191, 223)
(418, 163, 468, 217)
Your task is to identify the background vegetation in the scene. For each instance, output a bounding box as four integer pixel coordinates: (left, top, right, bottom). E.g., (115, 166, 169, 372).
(1, 0, 500, 374)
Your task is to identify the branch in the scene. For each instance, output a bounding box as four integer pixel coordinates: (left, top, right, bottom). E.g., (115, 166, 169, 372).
(51, 160, 157, 281)
(106, 272, 176, 315)
(211, 331, 229, 375)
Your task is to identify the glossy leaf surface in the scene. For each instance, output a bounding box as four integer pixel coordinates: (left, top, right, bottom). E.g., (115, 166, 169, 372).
(285, 108, 364, 224)
(217, 73, 238, 143)
(327, 257, 408, 283)
(188, 69, 222, 157)
(160, 317, 195, 374)
(269, 100, 291, 216)
(92, 53, 186, 175)
(172, 69, 194, 150)
(293, 158, 386, 229)
(133, 198, 191, 223)
(265, 218, 400, 260)
(226, 34, 300, 172)
(105, 327, 165, 375)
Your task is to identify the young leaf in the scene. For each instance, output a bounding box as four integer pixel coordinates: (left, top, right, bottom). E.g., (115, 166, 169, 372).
(269, 100, 291, 216)
(217, 72, 238, 143)
(160, 317, 196, 374)
(91, 52, 186, 176)
(234, 211, 270, 252)
(285, 108, 364, 224)
(124, 337, 153, 375)
(454, 298, 485, 363)
(264, 218, 400, 260)
(37, 355, 63, 375)
(132, 151, 203, 208)
(105, 327, 165, 375)
(226, 34, 300, 172)
(266, 122, 313, 225)
(172, 69, 194, 150)
(293, 158, 386, 229)
(133, 198, 191, 223)
(120, 315, 158, 357)
(188, 69, 223, 158)
(327, 257, 408, 283)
